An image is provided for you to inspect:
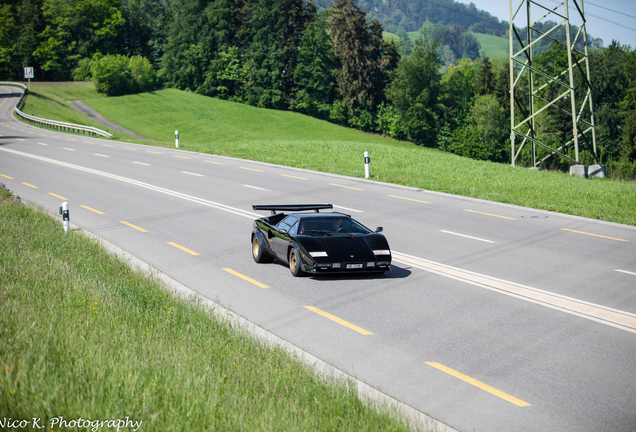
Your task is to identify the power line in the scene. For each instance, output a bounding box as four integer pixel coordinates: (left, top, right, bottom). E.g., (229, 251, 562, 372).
(543, 0, 636, 35)
(586, 2, 636, 21)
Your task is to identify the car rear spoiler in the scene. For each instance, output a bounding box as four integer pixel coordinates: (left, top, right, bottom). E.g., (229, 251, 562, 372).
(252, 204, 333, 215)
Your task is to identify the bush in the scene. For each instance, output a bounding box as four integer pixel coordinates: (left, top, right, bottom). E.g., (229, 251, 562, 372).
(92, 54, 133, 96)
(129, 55, 158, 93)
(92, 54, 157, 96)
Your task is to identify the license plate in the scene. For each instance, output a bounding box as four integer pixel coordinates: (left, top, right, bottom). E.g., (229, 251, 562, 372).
(346, 263, 363, 269)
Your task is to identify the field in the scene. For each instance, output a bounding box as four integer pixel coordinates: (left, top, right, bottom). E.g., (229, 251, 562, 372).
(16, 82, 636, 227)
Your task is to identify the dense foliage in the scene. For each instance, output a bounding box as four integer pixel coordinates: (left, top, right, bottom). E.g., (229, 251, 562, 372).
(0, 0, 634, 178)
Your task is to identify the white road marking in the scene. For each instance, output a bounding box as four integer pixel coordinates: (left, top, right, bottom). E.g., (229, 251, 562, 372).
(134, 162, 150, 166)
(243, 185, 269, 191)
(16, 138, 24, 141)
(439, 230, 495, 243)
(182, 171, 203, 177)
(95, 154, 109, 157)
(7, 146, 635, 335)
(63, 148, 75, 151)
(615, 269, 636, 277)
(333, 204, 363, 213)
(392, 251, 636, 335)
(37, 143, 48, 146)
(1, 148, 260, 220)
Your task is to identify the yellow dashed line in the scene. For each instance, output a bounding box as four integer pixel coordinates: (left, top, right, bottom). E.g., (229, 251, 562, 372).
(204, 160, 224, 165)
(167, 242, 199, 255)
(0, 174, 13, 179)
(81, 205, 104, 215)
(22, 182, 38, 189)
(102, 144, 113, 147)
(120, 221, 148, 232)
(223, 268, 269, 288)
(146, 151, 162, 154)
(303, 306, 373, 335)
(83, 141, 93, 144)
(330, 183, 362, 191)
(48, 193, 68, 200)
(173, 155, 191, 159)
(67, 138, 76, 141)
(465, 209, 516, 220)
(425, 362, 531, 407)
(561, 228, 628, 242)
(123, 147, 136, 150)
(389, 195, 431, 204)
(240, 167, 262, 172)
(280, 174, 308, 180)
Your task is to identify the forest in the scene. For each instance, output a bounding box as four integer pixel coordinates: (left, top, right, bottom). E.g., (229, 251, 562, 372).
(0, 0, 634, 178)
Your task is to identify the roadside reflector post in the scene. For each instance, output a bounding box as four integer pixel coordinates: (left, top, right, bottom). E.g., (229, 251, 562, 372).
(364, 151, 370, 179)
(510, 132, 516, 167)
(175, 130, 179, 148)
(59, 202, 70, 233)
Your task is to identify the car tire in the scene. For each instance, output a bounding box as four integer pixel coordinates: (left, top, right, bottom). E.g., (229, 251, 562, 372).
(252, 235, 274, 263)
(288, 247, 304, 277)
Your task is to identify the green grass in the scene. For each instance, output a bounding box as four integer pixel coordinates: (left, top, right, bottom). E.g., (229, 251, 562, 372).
(471, 32, 509, 60)
(0, 195, 416, 431)
(18, 82, 636, 227)
(17, 82, 140, 141)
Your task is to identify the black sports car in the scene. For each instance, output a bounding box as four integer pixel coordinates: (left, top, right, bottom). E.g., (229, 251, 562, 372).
(251, 204, 391, 277)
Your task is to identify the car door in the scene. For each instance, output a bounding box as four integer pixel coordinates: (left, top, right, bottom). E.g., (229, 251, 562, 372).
(271, 216, 298, 260)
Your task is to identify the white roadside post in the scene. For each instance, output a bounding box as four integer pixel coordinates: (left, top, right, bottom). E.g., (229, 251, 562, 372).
(59, 202, 70, 233)
(510, 131, 516, 167)
(175, 130, 179, 148)
(364, 151, 370, 179)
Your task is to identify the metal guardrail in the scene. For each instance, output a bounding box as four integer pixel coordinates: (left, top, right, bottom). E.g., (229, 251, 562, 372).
(0, 81, 114, 138)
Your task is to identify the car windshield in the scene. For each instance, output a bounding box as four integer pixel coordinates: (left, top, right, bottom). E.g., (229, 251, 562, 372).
(298, 217, 372, 236)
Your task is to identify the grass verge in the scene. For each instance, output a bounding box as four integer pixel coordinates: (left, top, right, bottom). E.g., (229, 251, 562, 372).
(0, 194, 415, 431)
(17, 82, 636, 227)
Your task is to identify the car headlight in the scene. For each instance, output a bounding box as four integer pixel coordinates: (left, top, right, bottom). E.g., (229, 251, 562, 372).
(309, 251, 328, 258)
(373, 250, 391, 255)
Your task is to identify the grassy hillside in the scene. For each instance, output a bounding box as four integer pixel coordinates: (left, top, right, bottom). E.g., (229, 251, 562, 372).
(472, 32, 509, 59)
(17, 82, 636, 226)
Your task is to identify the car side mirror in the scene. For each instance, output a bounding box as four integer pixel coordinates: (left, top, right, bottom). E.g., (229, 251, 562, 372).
(279, 229, 288, 235)
(375, 227, 383, 233)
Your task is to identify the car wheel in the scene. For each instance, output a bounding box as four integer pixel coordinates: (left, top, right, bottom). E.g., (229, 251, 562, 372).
(252, 235, 274, 263)
(288, 248, 304, 277)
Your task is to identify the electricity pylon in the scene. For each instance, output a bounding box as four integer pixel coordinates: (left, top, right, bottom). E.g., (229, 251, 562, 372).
(509, 0, 598, 167)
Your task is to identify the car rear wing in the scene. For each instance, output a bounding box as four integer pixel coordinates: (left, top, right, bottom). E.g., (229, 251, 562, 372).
(252, 204, 333, 215)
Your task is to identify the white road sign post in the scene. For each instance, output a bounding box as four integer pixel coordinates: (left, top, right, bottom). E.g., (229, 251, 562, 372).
(24, 67, 34, 90)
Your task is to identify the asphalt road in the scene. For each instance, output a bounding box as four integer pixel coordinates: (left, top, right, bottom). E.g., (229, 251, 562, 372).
(2, 85, 636, 432)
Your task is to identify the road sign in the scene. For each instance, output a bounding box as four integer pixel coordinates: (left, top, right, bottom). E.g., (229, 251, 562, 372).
(24, 67, 34, 79)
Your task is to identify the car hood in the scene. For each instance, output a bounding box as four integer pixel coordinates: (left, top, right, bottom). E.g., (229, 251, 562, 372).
(299, 234, 389, 261)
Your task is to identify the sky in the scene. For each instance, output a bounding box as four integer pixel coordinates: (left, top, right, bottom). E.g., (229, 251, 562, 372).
(458, 0, 636, 48)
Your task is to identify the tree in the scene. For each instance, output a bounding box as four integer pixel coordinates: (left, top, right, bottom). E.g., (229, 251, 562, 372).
(240, 0, 313, 109)
(449, 94, 509, 162)
(35, 0, 124, 79)
(475, 56, 494, 95)
(386, 35, 442, 145)
(291, 10, 336, 118)
(118, 0, 170, 68)
(330, 0, 384, 119)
